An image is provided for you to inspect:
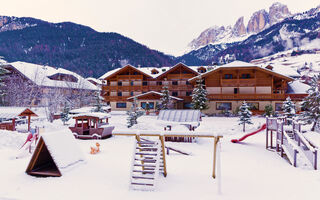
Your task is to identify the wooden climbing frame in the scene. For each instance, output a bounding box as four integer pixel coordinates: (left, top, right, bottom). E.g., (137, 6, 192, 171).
(113, 132, 223, 179)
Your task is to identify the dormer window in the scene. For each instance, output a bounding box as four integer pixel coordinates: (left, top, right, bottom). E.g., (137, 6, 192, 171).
(151, 69, 159, 74)
(47, 73, 78, 82)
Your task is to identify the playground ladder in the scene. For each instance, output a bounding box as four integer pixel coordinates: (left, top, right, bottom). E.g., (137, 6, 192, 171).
(130, 138, 162, 191)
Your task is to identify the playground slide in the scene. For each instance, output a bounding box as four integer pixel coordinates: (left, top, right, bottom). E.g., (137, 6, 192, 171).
(231, 124, 267, 143)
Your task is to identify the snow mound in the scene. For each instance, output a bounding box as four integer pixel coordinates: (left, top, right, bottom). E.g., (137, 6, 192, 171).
(0, 130, 26, 149)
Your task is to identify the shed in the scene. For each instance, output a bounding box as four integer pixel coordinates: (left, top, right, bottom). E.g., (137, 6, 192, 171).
(26, 131, 85, 177)
(0, 107, 38, 131)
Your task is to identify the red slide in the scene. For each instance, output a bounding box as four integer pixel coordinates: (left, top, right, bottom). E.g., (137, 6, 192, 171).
(231, 123, 267, 143)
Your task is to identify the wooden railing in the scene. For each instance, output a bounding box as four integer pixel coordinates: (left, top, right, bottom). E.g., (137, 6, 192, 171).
(208, 93, 286, 100)
(116, 75, 143, 80)
(221, 78, 271, 87)
(103, 84, 193, 92)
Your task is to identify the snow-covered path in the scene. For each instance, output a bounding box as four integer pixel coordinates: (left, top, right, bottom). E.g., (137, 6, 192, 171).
(0, 116, 319, 200)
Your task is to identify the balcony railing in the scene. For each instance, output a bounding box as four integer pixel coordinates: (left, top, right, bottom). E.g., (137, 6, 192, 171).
(208, 93, 287, 100)
(103, 84, 193, 92)
(221, 78, 272, 87)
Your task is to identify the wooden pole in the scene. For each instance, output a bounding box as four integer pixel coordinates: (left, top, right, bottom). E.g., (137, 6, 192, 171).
(159, 135, 167, 177)
(212, 136, 220, 179)
(28, 115, 31, 132)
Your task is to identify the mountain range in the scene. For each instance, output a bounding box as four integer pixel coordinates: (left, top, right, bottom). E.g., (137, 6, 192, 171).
(0, 2, 319, 77)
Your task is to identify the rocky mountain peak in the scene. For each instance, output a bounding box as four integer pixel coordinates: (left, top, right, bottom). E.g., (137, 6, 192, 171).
(233, 16, 246, 36)
(269, 2, 291, 25)
(247, 9, 269, 33)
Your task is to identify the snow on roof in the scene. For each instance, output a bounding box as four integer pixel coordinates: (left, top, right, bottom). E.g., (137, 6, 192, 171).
(266, 64, 300, 77)
(0, 107, 37, 119)
(41, 131, 85, 174)
(86, 77, 102, 85)
(72, 112, 111, 119)
(8, 61, 98, 90)
(287, 80, 310, 94)
(127, 91, 183, 101)
(70, 106, 111, 114)
(220, 61, 258, 68)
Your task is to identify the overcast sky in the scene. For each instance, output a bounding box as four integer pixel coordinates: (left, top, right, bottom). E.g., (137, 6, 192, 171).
(0, 0, 319, 56)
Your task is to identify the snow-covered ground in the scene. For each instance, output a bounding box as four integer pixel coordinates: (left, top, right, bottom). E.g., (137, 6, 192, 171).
(1, 115, 319, 200)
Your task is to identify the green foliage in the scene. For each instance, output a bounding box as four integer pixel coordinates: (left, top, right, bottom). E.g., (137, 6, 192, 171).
(160, 86, 171, 110)
(301, 74, 320, 131)
(0, 17, 175, 78)
(238, 101, 253, 132)
(60, 103, 70, 125)
(264, 104, 273, 117)
(191, 77, 208, 111)
(127, 97, 144, 128)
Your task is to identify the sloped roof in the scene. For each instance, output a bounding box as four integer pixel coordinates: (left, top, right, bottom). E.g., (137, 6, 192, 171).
(189, 61, 294, 82)
(6, 61, 98, 90)
(287, 80, 310, 94)
(72, 112, 111, 119)
(127, 91, 183, 101)
(0, 107, 38, 119)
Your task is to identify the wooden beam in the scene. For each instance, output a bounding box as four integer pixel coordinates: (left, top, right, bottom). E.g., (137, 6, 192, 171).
(159, 135, 167, 177)
(212, 136, 221, 179)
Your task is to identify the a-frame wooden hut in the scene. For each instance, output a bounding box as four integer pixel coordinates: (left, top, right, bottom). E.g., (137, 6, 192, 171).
(26, 131, 85, 177)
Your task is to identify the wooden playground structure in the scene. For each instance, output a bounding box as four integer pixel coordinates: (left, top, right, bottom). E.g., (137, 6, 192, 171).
(266, 117, 318, 170)
(113, 131, 222, 190)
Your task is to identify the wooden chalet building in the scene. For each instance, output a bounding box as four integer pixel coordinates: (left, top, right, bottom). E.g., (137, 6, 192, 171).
(100, 63, 206, 111)
(100, 61, 308, 114)
(188, 61, 309, 114)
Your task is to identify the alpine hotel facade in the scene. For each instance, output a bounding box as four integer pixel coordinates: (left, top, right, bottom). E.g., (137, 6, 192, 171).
(100, 61, 307, 114)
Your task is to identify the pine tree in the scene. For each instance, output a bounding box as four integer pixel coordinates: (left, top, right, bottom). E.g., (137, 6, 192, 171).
(60, 102, 71, 125)
(127, 97, 144, 128)
(301, 74, 320, 131)
(264, 104, 273, 117)
(282, 96, 296, 125)
(191, 77, 208, 111)
(93, 91, 104, 112)
(238, 101, 253, 132)
(160, 86, 171, 110)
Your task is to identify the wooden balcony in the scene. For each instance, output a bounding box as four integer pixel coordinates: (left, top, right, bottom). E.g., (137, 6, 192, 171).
(221, 78, 272, 87)
(208, 93, 286, 100)
(116, 75, 143, 80)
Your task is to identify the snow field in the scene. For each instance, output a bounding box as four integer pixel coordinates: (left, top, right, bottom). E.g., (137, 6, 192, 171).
(0, 115, 319, 200)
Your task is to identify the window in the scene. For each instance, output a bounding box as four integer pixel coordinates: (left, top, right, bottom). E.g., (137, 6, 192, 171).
(117, 92, 122, 96)
(224, 74, 233, 79)
(133, 71, 139, 75)
(247, 102, 259, 110)
(141, 102, 155, 109)
(241, 74, 251, 79)
(186, 81, 191, 85)
(186, 91, 192, 96)
(118, 82, 122, 86)
(172, 81, 178, 85)
(234, 88, 238, 94)
(116, 102, 126, 108)
(130, 91, 134, 96)
(183, 103, 193, 109)
(172, 92, 178, 96)
(156, 81, 162, 86)
(142, 81, 148, 86)
(130, 81, 134, 86)
(275, 103, 282, 111)
(216, 102, 232, 110)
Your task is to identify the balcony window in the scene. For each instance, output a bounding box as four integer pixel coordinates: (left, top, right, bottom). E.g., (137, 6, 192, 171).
(130, 81, 134, 86)
(156, 81, 162, 86)
(117, 92, 122, 96)
(172, 81, 178, 85)
(130, 91, 134, 96)
(224, 74, 233, 79)
(142, 81, 148, 86)
(118, 82, 122, 86)
(275, 103, 282, 111)
(241, 74, 251, 79)
(172, 92, 178, 96)
(186, 81, 191, 85)
(116, 102, 126, 108)
(183, 102, 193, 109)
(186, 91, 192, 96)
(234, 88, 238, 94)
(216, 102, 232, 110)
(133, 72, 139, 75)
